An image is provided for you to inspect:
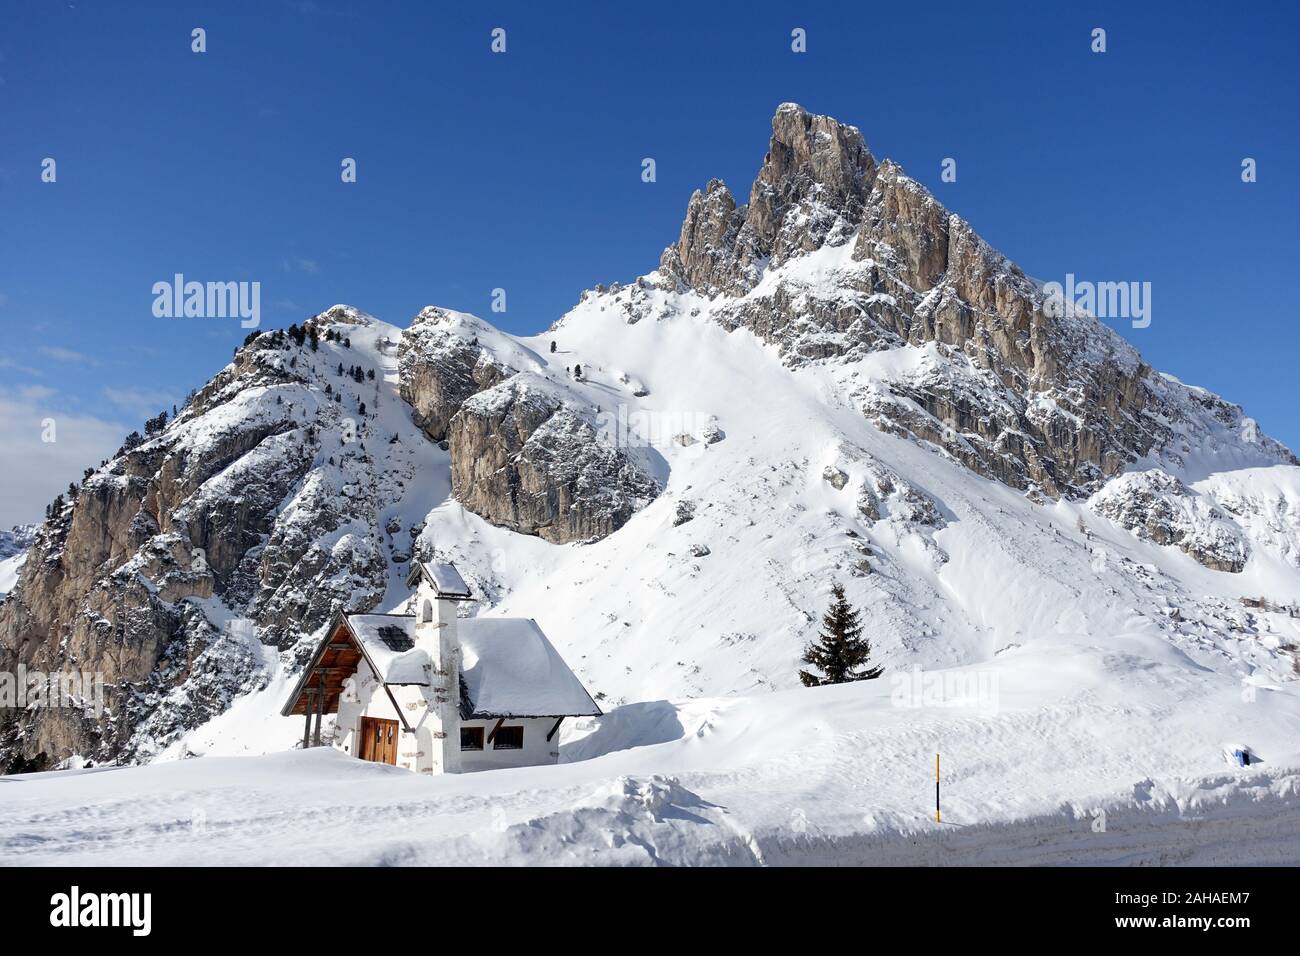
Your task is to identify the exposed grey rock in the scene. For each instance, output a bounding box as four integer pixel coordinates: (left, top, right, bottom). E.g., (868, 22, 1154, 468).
(398, 306, 515, 442)
(1088, 470, 1249, 573)
(659, 104, 875, 296)
(856, 482, 882, 524)
(448, 376, 660, 544)
(823, 466, 849, 490)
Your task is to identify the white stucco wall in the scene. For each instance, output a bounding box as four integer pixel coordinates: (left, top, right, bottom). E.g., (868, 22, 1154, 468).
(341, 665, 564, 773)
(455, 717, 562, 773)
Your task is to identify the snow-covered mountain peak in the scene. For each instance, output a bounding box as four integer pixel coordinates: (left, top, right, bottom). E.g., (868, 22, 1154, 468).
(570, 105, 1295, 510)
(4, 108, 1300, 777)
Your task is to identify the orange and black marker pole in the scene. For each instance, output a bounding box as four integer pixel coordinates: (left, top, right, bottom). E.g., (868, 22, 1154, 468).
(935, 753, 941, 823)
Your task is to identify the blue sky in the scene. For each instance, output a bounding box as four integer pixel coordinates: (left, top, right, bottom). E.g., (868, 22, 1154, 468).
(1, 0, 1297, 526)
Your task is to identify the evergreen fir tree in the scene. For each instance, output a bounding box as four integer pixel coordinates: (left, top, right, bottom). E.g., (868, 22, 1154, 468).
(798, 582, 883, 686)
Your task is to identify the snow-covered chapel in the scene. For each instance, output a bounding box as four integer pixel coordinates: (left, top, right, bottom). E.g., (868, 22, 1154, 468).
(281, 562, 601, 773)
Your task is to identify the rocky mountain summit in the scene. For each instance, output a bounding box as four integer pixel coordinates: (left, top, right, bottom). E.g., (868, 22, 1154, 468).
(648, 103, 1294, 500)
(3, 104, 1297, 773)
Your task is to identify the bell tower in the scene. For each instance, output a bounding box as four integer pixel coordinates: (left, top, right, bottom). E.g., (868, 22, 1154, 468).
(406, 561, 474, 768)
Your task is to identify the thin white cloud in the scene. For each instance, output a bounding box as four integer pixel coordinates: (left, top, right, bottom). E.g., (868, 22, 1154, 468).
(102, 386, 177, 422)
(281, 257, 320, 274)
(38, 345, 100, 366)
(0, 391, 130, 528)
(0, 357, 43, 375)
(16, 384, 57, 402)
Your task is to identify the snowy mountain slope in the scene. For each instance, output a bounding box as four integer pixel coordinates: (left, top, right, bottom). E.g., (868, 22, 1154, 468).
(139, 286, 1300, 790)
(0, 525, 36, 600)
(3, 103, 1299, 795)
(0, 525, 36, 563)
(0, 554, 26, 601)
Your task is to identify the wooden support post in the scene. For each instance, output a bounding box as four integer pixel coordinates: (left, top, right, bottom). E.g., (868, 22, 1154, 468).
(546, 717, 564, 742)
(486, 718, 506, 745)
(312, 675, 325, 747)
(302, 690, 315, 749)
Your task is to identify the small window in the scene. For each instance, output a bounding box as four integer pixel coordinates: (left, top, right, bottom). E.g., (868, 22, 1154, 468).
(492, 726, 524, 750)
(460, 727, 484, 751)
(421, 600, 434, 623)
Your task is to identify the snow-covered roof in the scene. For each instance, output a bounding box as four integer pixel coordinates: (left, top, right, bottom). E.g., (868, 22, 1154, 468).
(337, 613, 600, 718)
(458, 618, 602, 719)
(406, 561, 472, 599)
(345, 613, 431, 685)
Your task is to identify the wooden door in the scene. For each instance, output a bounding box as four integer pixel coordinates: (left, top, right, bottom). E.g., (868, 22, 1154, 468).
(358, 717, 398, 765)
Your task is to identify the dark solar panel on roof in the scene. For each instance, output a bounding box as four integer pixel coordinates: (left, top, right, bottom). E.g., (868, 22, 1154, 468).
(377, 625, 414, 652)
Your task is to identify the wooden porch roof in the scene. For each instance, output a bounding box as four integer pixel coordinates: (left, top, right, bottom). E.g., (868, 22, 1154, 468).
(282, 616, 365, 717)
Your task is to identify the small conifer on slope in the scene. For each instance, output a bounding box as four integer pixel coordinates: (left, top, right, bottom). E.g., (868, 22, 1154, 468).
(799, 582, 884, 686)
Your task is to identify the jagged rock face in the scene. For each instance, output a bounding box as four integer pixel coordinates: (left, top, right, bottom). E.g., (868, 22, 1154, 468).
(1087, 470, 1249, 572)
(663, 180, 743, 296)
(649, 103, 1291, 499)
(448, 376, 659, 543)
(398, 308, 662, 544)
(398, 306, 514, 441)
(0, 313, 393, 770)
(660, 104, 874, 296)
